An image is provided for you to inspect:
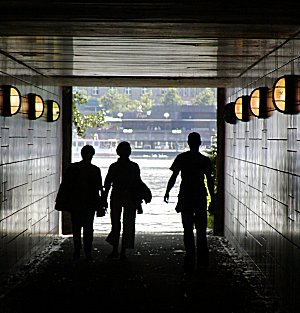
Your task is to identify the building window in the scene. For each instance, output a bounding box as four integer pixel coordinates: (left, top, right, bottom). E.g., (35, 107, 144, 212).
(92, 87, 99, 95)
(125, 87, 132, 95)
(142, 88, 148, 95)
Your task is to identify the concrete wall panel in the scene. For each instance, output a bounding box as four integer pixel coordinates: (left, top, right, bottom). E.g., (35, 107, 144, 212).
(225, 37, 300, 312)
(0, 50, 62, 280)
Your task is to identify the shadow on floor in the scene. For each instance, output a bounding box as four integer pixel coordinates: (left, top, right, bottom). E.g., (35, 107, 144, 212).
(0, 233, 284, 313)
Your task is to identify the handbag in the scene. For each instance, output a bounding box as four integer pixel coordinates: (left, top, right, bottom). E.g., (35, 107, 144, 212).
(135, 180, 152, 214)
(55, 182, 72, 212)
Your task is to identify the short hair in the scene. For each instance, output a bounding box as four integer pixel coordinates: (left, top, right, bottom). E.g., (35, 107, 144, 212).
(116, 141, 131, 157)
(81, 145, 95, 159)
(188, 132, 201, 146)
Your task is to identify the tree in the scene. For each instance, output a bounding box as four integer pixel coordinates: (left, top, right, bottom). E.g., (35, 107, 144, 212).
(192, 88, 216, 106)
(160, 88, 183, 106)
(140, 90, 153, 112)
(72, 91, 106, 138)
(99, 89, 134, 113)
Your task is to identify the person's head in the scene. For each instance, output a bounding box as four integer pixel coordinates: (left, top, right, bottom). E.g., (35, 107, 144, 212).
(81, 145, 95, 162)
(187, 132, 201, 151)
(116, 141, 131, 158)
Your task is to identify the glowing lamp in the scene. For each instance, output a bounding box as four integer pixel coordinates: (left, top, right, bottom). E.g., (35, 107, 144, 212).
(272, 75, 300, 114)
(46, 100, 60, 122)
(28, 93, 44, 120)
(250, 87, 274, 118)
(0, 85, 21, 116)
(235, 95, 252, 122)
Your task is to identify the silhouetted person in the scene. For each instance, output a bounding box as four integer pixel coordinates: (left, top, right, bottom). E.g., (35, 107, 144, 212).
(164, 132, 215, 273)
(103, 141, 149, 260)
(55, 145, 103, 261)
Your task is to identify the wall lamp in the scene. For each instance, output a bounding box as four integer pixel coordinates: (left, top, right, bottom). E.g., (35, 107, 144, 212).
(28, 93, 44, 120)
(46, 100, 60, 122)
(0, 85, 22, 116)
(224, 102, 237, 124)
(250, 87, 274, 119)
(272, 75, 300, 114)
(235, 95, 252, 122)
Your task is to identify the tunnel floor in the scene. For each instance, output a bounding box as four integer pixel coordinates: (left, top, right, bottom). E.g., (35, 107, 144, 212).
(0, 233, 284, 313)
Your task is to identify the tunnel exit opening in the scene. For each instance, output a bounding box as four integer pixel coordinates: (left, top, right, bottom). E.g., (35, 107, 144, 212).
(69, 86, 217, 235)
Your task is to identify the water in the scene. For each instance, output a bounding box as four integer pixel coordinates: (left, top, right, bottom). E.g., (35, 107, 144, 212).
(73, 156, 183, 234)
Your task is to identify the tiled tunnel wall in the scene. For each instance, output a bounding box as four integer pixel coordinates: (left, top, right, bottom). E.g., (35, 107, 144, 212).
(0, 51, 62, 280)
(225, 36, 300, 312)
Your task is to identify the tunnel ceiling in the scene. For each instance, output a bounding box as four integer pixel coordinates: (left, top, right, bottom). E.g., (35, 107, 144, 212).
(1, 1, 300, 87)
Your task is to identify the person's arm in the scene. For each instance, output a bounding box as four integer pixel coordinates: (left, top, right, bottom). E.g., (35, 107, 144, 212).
(103, 166, 113, 199)
(98, 168, 104, 194)
(164, 171, 179, 203)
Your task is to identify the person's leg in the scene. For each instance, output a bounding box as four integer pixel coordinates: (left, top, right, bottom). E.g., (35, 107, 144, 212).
(106, 196, 122, 258)
(181, 210, 196, 273)
(194, 209, 209, 267)
(121, 201, 137, 259)
(71, 211, 82, 260)
(82, 209, 96, 260)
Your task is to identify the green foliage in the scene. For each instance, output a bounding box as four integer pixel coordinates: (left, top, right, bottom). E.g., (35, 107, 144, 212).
(192, 88, 216, 106)
(160, 88, 183, 106)
(140, 90, 153, 112)
(72, 91, 106, 138)
(99, 89, 135, 113)
(205, 133, 217, 230)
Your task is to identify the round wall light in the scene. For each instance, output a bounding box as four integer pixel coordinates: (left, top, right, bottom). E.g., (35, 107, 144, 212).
(250, 87, 274, 118)
(235, 95, 252, 122)
(224, 102, 237, 124)
(28, 93, 44, 120)
(46, 100, 60, 122)
(272, 75, 300, 114)
(0, 85, 22, 116)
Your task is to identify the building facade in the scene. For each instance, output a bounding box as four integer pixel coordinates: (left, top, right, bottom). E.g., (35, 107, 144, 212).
(84, 86, 207, 104)
(75, 103, 216, 155)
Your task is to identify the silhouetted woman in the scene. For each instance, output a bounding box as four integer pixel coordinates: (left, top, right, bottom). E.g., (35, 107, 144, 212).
(103, 141, 143, 259)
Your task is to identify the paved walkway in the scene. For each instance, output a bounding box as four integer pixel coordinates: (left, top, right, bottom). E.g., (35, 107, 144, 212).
(0, 233, 285, 313)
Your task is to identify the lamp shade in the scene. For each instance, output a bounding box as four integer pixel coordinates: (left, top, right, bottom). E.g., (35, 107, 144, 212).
(272, 75, 300, 114)
(235, 95, 252, 122)
(28, 93, 44, 120)
(250, 87, 274, 118)
(224, 102, 237, 124)
(46, 100, 60, 122)
(0, 85, 21, 116)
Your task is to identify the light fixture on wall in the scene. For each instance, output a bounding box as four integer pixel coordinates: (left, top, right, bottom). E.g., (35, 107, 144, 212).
(28, 93, 44, 120)
(272, 75, 300, 114)
(235, 95, 252, 122)
(46, 100, 60, 122)
(0, 85, 21, 116)
(249, 87, 274, 118)
(223, 102, 237, 124)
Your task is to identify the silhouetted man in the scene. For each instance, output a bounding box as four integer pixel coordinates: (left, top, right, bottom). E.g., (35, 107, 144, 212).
(55, 145, 103, 260)
(164, 132, 215, 273)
